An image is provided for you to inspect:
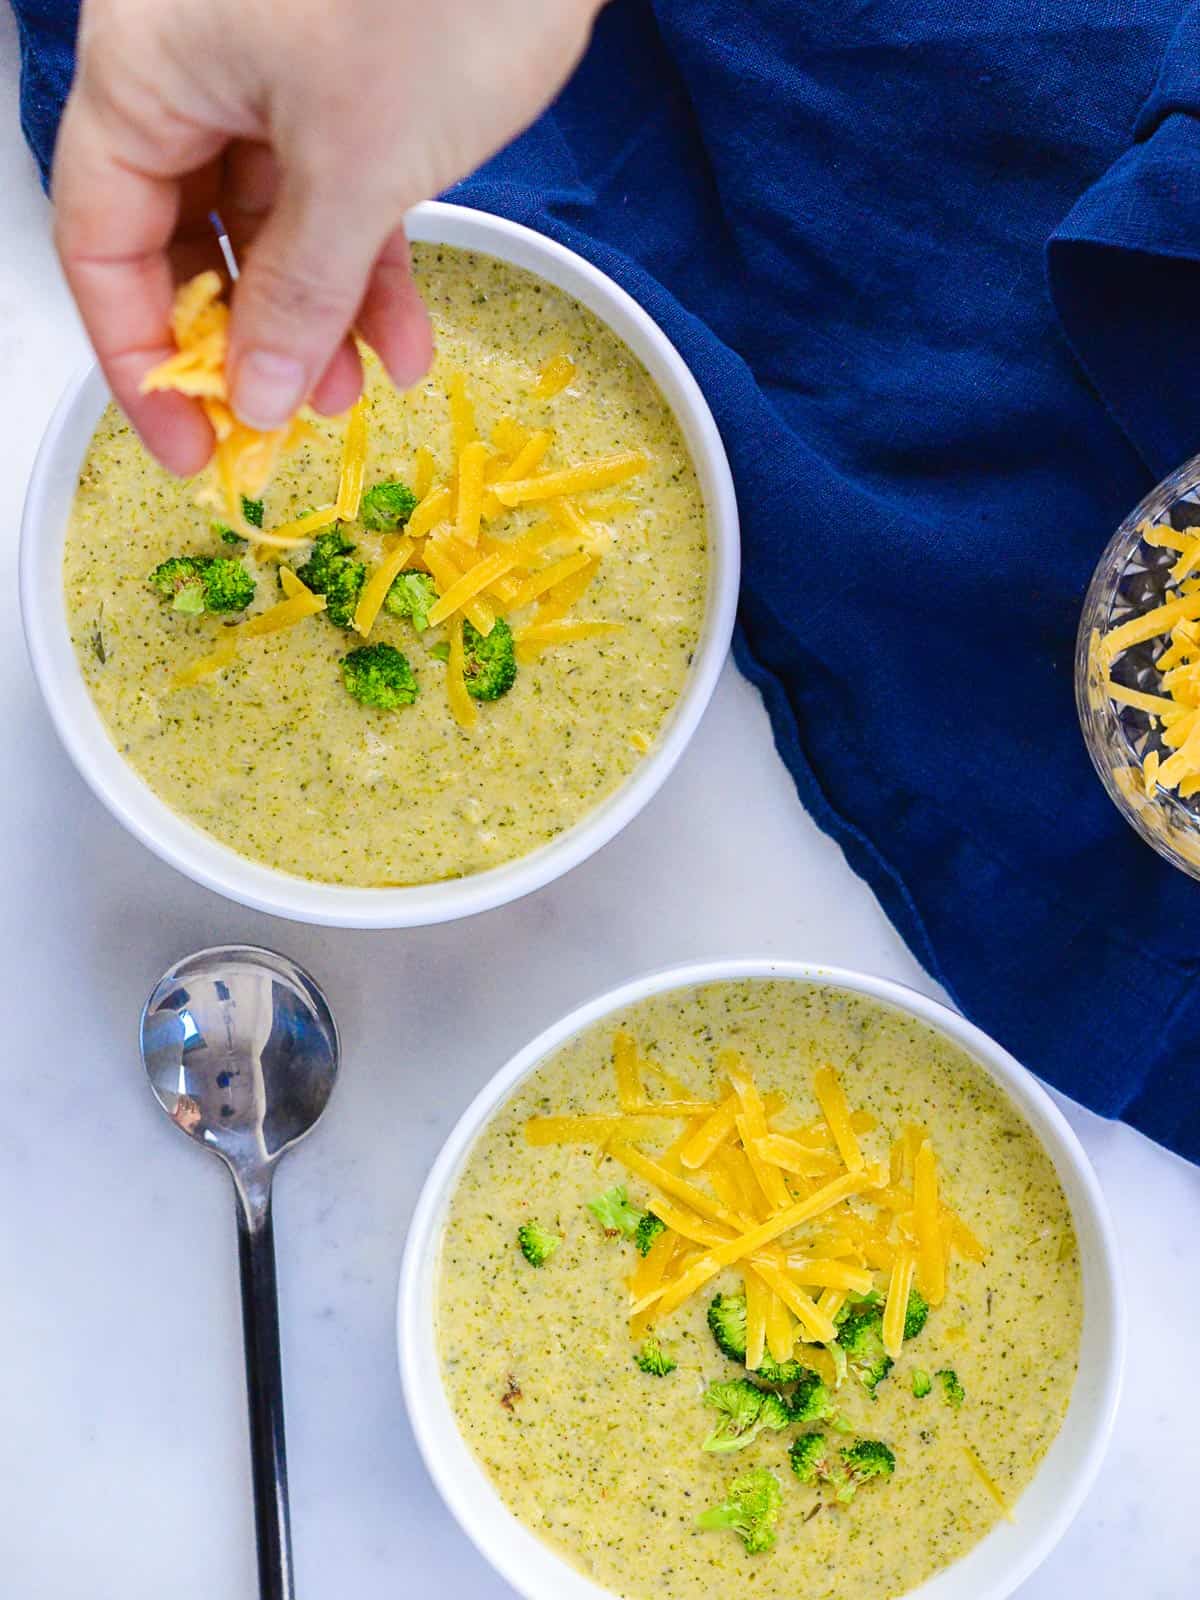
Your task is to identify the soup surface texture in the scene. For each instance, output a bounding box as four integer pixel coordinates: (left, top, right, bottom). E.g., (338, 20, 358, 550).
(63, 245, 707, 886)
(438, 980, 1082, 1600)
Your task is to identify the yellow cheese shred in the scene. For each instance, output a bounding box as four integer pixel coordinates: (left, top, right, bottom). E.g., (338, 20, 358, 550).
(744, 1260, 837, 1344)
(764, 1290, 795, 1365)
(426, 550, 517, 629)
(422, 543, 496, 637)
(445, 615, 478, 730)
(1104, 681, 1189, 719)
(353, 537, 416, 637)
(240, 587, 327, 640)
(882, 1245, 916, 1359)
(609, 1142, 748, 1232)
(508, 551, 594, 611)
(534, 351, 577, 397)
(724, 1051, 791, 1210)
(254, 504, 339, 550)
(172, 634, 240, 688)
(962, 1444, 1014, 1522)
(744, 1267, 769, 1372)
(455, 439, 489, 547)
(334, 398, 369, 521)
(491, 417, 531, 457)
(1099, 590, 1200, 664)
(679, 1092, 741, 1169)
(408, 484, 454, 539)
(496, 429, 553, 485)
(514, 619, 624, 663)
(612, 1029, 645, 1112)
(172, 586, 326, 686)
(413, 446, 435, 501)
(492, 450, 649, 507)
(813, 1064, 865, 1172)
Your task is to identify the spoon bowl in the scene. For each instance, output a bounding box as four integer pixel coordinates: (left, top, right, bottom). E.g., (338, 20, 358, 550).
(141, 944, 338, 1186)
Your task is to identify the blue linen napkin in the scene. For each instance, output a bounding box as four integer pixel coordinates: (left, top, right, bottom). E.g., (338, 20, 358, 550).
(13, 0, 1200, 1161)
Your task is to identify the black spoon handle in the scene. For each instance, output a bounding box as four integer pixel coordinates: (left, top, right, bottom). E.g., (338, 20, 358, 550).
(236, 1194, 295, 1600)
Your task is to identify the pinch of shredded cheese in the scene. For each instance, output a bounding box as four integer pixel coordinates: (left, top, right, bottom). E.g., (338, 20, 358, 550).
(140, 273, 310, 524)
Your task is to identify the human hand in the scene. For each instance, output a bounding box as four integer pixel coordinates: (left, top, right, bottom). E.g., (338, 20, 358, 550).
(53, 0, 600, 473)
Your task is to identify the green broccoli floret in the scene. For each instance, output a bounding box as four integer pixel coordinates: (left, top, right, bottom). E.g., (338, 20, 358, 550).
(148, 555, 255, 615)
(297, 526, 365, 627)
(341, 644, 419, 709)
(360, 480, 419, 531)
(904, 1288, 929, 1341)
(586, 1185, 643, 1238)
(911, 1368, 932, 1399)
(708, 1292, 749, 1362)
(788, 1431, 833, 1485)
(701, 1378, 791, 1453)
(785, 1368, 836, 1424)
(462, 617, 517, 700)
(705, 1292, 806, 1385)
(837, 1302, 895, 1396)
(634, 1337, 676, 1376)
(835, 1439, 896, 1503)
(695, 1466, 782, 1554)
(936, 1369, 965, 1408)
(384, 570, 439, 632)
(634, 1212, 666, 1257)
(516, 1221, 561, 1267)
(788, 1433, 895, 1502)
(212, 495, 264, 543)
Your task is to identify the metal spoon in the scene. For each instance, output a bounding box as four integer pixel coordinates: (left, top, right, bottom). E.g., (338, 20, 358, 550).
(140, 945, 340, 1600)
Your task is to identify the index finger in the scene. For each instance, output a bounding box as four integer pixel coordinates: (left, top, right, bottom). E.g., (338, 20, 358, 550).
(52, 92, 215, 477)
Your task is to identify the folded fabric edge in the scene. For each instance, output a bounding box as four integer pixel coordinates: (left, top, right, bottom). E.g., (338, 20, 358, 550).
(1048, 111, 1200, 481)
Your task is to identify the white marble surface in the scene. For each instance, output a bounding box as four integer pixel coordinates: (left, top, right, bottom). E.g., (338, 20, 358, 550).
(0, 16, 1196, 1596)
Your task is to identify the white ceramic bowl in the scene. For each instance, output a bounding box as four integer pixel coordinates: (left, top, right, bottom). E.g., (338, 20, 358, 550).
(399, 958, 1124, 1600)
(20, 201, 739, 928)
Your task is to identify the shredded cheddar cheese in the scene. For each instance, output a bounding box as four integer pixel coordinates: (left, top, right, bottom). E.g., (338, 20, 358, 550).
(141, 274, 311, 525)
(519, 1027, 984, 1365)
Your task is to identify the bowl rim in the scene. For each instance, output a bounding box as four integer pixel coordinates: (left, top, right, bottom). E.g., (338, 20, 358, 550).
(19, 199, 739, 928)
(1075, 449, 1200, 879)
(398, 957, 1125, 1600)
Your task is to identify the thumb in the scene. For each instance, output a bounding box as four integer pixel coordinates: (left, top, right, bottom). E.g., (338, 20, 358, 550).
(226, 168, 393, 430)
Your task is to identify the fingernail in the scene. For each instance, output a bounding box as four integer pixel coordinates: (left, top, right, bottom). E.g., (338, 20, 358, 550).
(231, 350, 306, 430)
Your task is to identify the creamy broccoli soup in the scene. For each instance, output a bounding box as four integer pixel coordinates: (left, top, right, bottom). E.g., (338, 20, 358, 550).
(63, 245, 708, 886)
(438, 981, 1082, 1600)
